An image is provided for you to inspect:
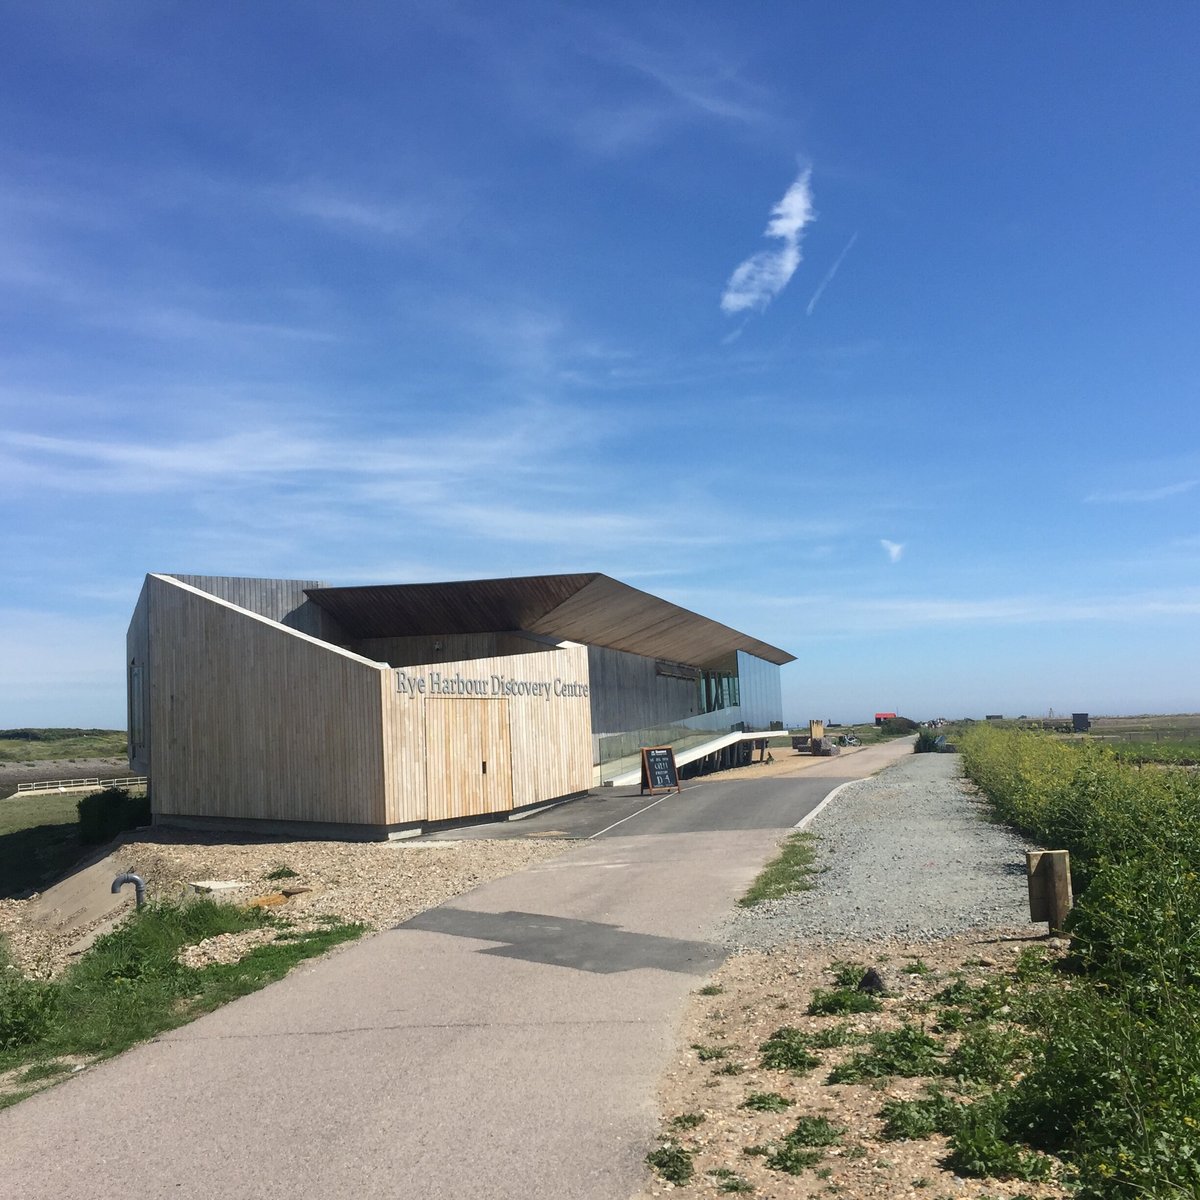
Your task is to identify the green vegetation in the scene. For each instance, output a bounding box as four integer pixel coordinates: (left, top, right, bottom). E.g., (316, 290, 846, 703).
(264, 865, 300, 881)
(959, 723, 1200, 1197)
(740, 1090, 794, 1112)
(946, 1024, 1031, 1085)
(698, 982, 724, 996)
(759, 1026, 821, 1073)
(827, 1025, 941, 1084)
(738, 831, 818, 906)
(1107, 738, 1200, 766)
(829, 959, 867, 987)
(646, 1142, 694, 1184)
(76, 786, 150, 844)
(0, 792, 83, 898)
(0, 729, 126, 763)
(709, 1167, 754, 1193)
(691, 1042, 728, 1061)
(944, 1096, 1051, 1182)
(786, 1115, 844, 1146)
(759, 1115, 845, 1175)
(879, 1087, 962, 1140)
(764, 1143, 822, 1174)
(806, 987, 881, 1016)
(0, 899, 364, 1084)
(1, 783, 152, 898)
(669, 1111, 705, 1129)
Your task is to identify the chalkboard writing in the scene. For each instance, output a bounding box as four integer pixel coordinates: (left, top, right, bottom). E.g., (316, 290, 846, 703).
(640, 746, 681, 795)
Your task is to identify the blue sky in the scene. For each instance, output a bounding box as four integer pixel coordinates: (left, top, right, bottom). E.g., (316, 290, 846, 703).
(2, 2, 1198, 728)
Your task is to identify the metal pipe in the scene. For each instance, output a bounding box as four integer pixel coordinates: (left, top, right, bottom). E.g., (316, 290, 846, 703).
(111, 872, 146, 909)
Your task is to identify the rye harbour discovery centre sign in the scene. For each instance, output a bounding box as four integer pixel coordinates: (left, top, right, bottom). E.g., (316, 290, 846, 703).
(394, 668, 590, 700)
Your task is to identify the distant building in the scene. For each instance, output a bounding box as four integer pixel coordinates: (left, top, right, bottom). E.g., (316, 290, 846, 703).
(1072, 712, 1091, 733)
(874, 712, 897, 726)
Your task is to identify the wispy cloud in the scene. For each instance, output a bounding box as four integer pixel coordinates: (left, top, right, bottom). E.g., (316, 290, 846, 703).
(721, 169, 815, 316)
(280, 185, 451, 240)
(881, 539, 905, 564)
(1085, 479, 1198, 504)
(683, 585, 1200, 639)
(806, 232, 858, 316)
(615, 46, 767, 127)
(0, 409, 782, 564)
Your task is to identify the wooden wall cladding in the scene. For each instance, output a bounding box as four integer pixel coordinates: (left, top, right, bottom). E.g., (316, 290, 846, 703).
(145, 576, 593, 832)
(381, 643, 593, 825)
(148, 575, 388, 826)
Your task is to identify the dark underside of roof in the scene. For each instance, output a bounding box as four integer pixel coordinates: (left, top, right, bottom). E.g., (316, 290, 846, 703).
(306, 573, 794, 669)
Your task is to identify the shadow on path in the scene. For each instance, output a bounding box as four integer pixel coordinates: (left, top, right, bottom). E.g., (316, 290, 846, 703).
(399, 907, 726, 976)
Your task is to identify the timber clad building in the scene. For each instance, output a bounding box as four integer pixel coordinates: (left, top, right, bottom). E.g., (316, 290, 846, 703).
(127, 573, 793, 838)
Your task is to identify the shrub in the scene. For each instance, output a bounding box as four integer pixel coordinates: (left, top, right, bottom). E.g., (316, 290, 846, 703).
(914, 730, 942, 754)
(947, 1024, 1031, 1085)
(945, 1095, 1050, 1182)
(77, 787, 150, 845)
(881, 716, 919, 735)
(959, 724, 1200, 1196)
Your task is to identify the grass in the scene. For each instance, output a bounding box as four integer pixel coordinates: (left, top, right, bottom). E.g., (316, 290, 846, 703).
(17, 1059, 72, 1082)
(0, 792, 88, 899)
(738, 831, 818, 907)
(0, 729, 126, 763)
(264, 865, 300, 881)
(0, 898, 364, 1079)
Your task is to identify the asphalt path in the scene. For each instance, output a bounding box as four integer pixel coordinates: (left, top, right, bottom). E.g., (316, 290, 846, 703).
(430, 751, 872, 841)
(0, 739, 913, 1200)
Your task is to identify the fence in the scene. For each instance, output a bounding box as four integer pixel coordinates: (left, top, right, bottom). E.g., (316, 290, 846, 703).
(14, 775, 148, 796)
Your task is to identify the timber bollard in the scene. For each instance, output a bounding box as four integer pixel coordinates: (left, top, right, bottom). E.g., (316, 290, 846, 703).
(1026, 850, 1072, 933)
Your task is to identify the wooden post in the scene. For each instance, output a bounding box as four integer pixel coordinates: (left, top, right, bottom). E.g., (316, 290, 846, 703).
(1026, 850, 1073, 932)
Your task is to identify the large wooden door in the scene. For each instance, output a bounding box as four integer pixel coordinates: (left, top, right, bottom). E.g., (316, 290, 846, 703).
(425, 700, 513, 821)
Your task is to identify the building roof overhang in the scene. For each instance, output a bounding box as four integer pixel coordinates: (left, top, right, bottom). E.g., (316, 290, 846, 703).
(305, 573, 795, 668)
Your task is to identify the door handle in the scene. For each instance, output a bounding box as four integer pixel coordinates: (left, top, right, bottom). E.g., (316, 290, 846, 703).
(482, 760, 487, 775)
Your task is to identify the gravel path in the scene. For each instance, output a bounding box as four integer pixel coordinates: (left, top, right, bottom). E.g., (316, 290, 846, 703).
(722, 751, 1044, 947)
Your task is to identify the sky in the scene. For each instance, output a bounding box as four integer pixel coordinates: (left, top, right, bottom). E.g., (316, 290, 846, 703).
(2, 1, 1199, 729)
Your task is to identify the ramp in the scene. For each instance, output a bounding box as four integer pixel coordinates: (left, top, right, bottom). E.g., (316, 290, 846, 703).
(601, 731, 781, 788)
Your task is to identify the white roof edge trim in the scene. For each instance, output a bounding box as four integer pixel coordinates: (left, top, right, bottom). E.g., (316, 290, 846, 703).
(149, 574, 388, 672)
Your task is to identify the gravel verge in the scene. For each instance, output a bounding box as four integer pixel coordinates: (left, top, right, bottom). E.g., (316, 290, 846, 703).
(639, 753, 1065, 1200)
(722, 752, 1043, 948)
(0, 835, 570, 976)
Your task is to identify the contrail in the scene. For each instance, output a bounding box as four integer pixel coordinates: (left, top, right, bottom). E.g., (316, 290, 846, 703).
(806, 232, 858, 316)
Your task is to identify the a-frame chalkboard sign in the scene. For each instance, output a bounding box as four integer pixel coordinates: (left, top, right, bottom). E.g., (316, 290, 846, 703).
(640, 745, 682, 796)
